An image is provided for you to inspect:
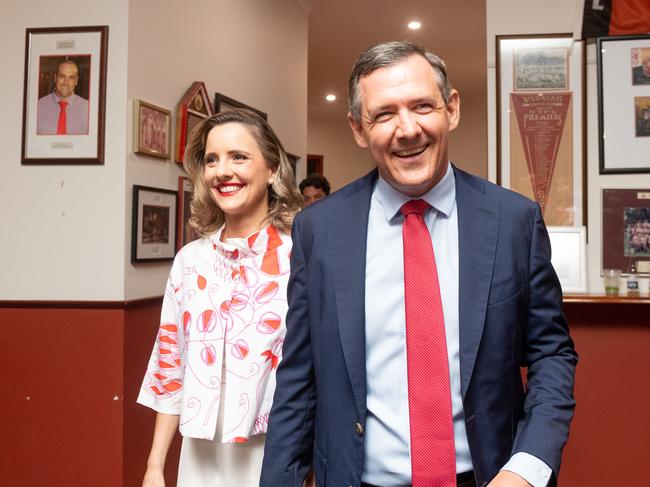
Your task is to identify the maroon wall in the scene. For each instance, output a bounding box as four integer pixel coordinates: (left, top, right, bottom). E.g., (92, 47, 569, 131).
(2, 298, 648, 486)
(1, 300, 180, 487)
(123, 299, 181, 487)
(559, 300, 650, 486)
(2, 307, 124, 486)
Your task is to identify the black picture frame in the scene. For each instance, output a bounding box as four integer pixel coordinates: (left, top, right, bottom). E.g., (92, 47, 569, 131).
(214, 92, 267, 120)
(131, 185, 178, 263)
(597, 34, 650, 174)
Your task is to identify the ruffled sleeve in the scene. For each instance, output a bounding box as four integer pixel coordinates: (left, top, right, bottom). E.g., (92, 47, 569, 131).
(137, 254, 187, 414)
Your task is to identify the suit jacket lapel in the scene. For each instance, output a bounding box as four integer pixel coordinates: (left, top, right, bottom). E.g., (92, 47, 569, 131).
(328, 170, 376, 420)
(454, 166, 499, 399)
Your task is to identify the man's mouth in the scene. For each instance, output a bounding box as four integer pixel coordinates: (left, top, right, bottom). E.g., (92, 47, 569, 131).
(217, 183, 244, 196)
(394, 144, 428, 158)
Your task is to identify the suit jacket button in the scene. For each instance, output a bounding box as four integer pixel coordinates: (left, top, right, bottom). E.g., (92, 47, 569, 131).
(355, 422, 364, 436)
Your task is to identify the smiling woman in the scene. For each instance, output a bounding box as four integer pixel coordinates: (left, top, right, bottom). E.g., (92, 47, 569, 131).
(184, 109, 303, 236)
(137, 108, 303, 487)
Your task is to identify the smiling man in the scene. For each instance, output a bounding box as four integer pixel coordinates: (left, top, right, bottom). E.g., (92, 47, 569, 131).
(261, 41, 577, 487)
(36, 59, 89, 135)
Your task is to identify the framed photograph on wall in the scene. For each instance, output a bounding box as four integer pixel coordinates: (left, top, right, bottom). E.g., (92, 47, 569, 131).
(547, 226, 588, 293)
(174, 81, 212, 165)
(214, 93, 267, 120)
(597, 34, 650, 174)
(134, 100, 171, 159)
(496, 34, 586, 227)
(176, 176, 200, 251)
(602, 188, 650, 275)
(132, 185, 177, 263)
(21, 26, 108, 165)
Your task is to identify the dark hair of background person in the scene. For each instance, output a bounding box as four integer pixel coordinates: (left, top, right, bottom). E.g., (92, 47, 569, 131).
(299, 173, 331, 196)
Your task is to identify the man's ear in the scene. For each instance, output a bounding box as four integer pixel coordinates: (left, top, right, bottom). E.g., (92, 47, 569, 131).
(446, 89, 461, 132)
(347, 112, 369, 148)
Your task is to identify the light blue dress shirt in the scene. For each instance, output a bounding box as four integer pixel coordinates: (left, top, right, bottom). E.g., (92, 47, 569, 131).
(362, 164, 551, 487)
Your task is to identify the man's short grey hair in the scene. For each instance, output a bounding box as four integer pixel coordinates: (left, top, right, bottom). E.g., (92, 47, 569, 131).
(348, 41, 453, 123)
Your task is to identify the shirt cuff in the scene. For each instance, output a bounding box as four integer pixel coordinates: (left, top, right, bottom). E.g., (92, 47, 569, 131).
(501, 452, 552, 487)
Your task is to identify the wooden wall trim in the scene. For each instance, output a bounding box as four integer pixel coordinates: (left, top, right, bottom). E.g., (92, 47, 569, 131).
(563, 294, 650, 305)
(0, 296, 163, 309)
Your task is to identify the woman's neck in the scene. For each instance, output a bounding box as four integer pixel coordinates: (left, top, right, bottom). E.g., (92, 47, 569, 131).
(221, 215, 266, 240)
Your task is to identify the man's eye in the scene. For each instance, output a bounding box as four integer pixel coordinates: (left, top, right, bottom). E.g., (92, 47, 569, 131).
(414, 103, 433, 112)
(374, 111, 392, 122)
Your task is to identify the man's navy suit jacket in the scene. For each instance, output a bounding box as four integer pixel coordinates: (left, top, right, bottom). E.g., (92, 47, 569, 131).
(260, 166, 577, 487)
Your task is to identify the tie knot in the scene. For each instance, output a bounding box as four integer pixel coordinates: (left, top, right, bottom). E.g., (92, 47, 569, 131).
(59, 100, 68, 109)
(400, 199, 430, 217)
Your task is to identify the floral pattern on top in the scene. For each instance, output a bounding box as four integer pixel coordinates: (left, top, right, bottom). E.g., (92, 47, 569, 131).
(137, 224, 291, 442)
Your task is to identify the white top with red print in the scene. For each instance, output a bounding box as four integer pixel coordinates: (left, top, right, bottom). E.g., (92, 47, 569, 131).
(137, 224, 291, 442)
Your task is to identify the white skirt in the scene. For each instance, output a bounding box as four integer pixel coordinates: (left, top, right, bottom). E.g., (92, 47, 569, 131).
(177, 434, 265, 487)
(177, 370, 266, 487)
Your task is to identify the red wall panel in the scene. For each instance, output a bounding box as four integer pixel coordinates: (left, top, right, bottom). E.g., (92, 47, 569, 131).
(2, 299, 647, 486)
(559, 301, 650, 486)
(123, 299, 181, 487)
(2, 307, 124, 487)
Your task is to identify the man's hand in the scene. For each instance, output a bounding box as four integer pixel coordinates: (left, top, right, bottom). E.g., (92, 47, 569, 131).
(302, 468, 315, 487)
(487, 470, 533, 487)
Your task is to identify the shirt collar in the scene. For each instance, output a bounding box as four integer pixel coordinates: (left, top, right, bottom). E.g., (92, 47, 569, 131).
(52, 92, 76, 106)
(209, 223, 284, 260)
(376, 163, 456, 222)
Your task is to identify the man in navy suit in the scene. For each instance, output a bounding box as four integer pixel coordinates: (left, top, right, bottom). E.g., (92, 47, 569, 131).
(260, 41, 577, 487)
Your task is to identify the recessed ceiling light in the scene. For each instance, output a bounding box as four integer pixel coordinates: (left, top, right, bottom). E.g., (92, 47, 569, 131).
(408, 21, 421, 30)
(325, 94, 336, 102)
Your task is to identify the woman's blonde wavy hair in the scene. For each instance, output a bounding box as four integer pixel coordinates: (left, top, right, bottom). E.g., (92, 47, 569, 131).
(183, 109, 303, 236)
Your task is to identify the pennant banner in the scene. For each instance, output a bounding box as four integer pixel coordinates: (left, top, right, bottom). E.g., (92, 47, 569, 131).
(511, 93, 572, 215)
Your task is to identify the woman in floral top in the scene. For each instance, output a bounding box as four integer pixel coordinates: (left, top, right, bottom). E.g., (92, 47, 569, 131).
(139, 109, 302, 487)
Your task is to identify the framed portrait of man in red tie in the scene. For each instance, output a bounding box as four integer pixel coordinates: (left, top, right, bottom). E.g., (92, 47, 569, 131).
(21, 26, 108, 165)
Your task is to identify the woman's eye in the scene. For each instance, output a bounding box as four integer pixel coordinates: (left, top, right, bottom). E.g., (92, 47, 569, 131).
(232, 153, 248, 162)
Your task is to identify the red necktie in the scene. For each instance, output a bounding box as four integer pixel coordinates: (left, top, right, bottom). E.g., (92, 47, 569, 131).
(57, 100, 68, 135)
(401, 199, 456, 487)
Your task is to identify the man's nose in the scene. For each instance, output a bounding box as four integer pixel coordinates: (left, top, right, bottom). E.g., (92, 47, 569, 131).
(395, 110, 421, 139)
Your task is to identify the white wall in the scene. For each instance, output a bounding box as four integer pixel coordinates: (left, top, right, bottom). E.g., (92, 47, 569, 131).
(0, 0, 308, 301)
(486, 0, 650, 293)
(307, 114, 376, 191)
(125, 0, 308, 299)
(449, 94, 488, 178)
(0, 0, 130, 300)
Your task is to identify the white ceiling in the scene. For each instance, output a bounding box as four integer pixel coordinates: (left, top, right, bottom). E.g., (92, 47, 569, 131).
(307, 0, 487, 118)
